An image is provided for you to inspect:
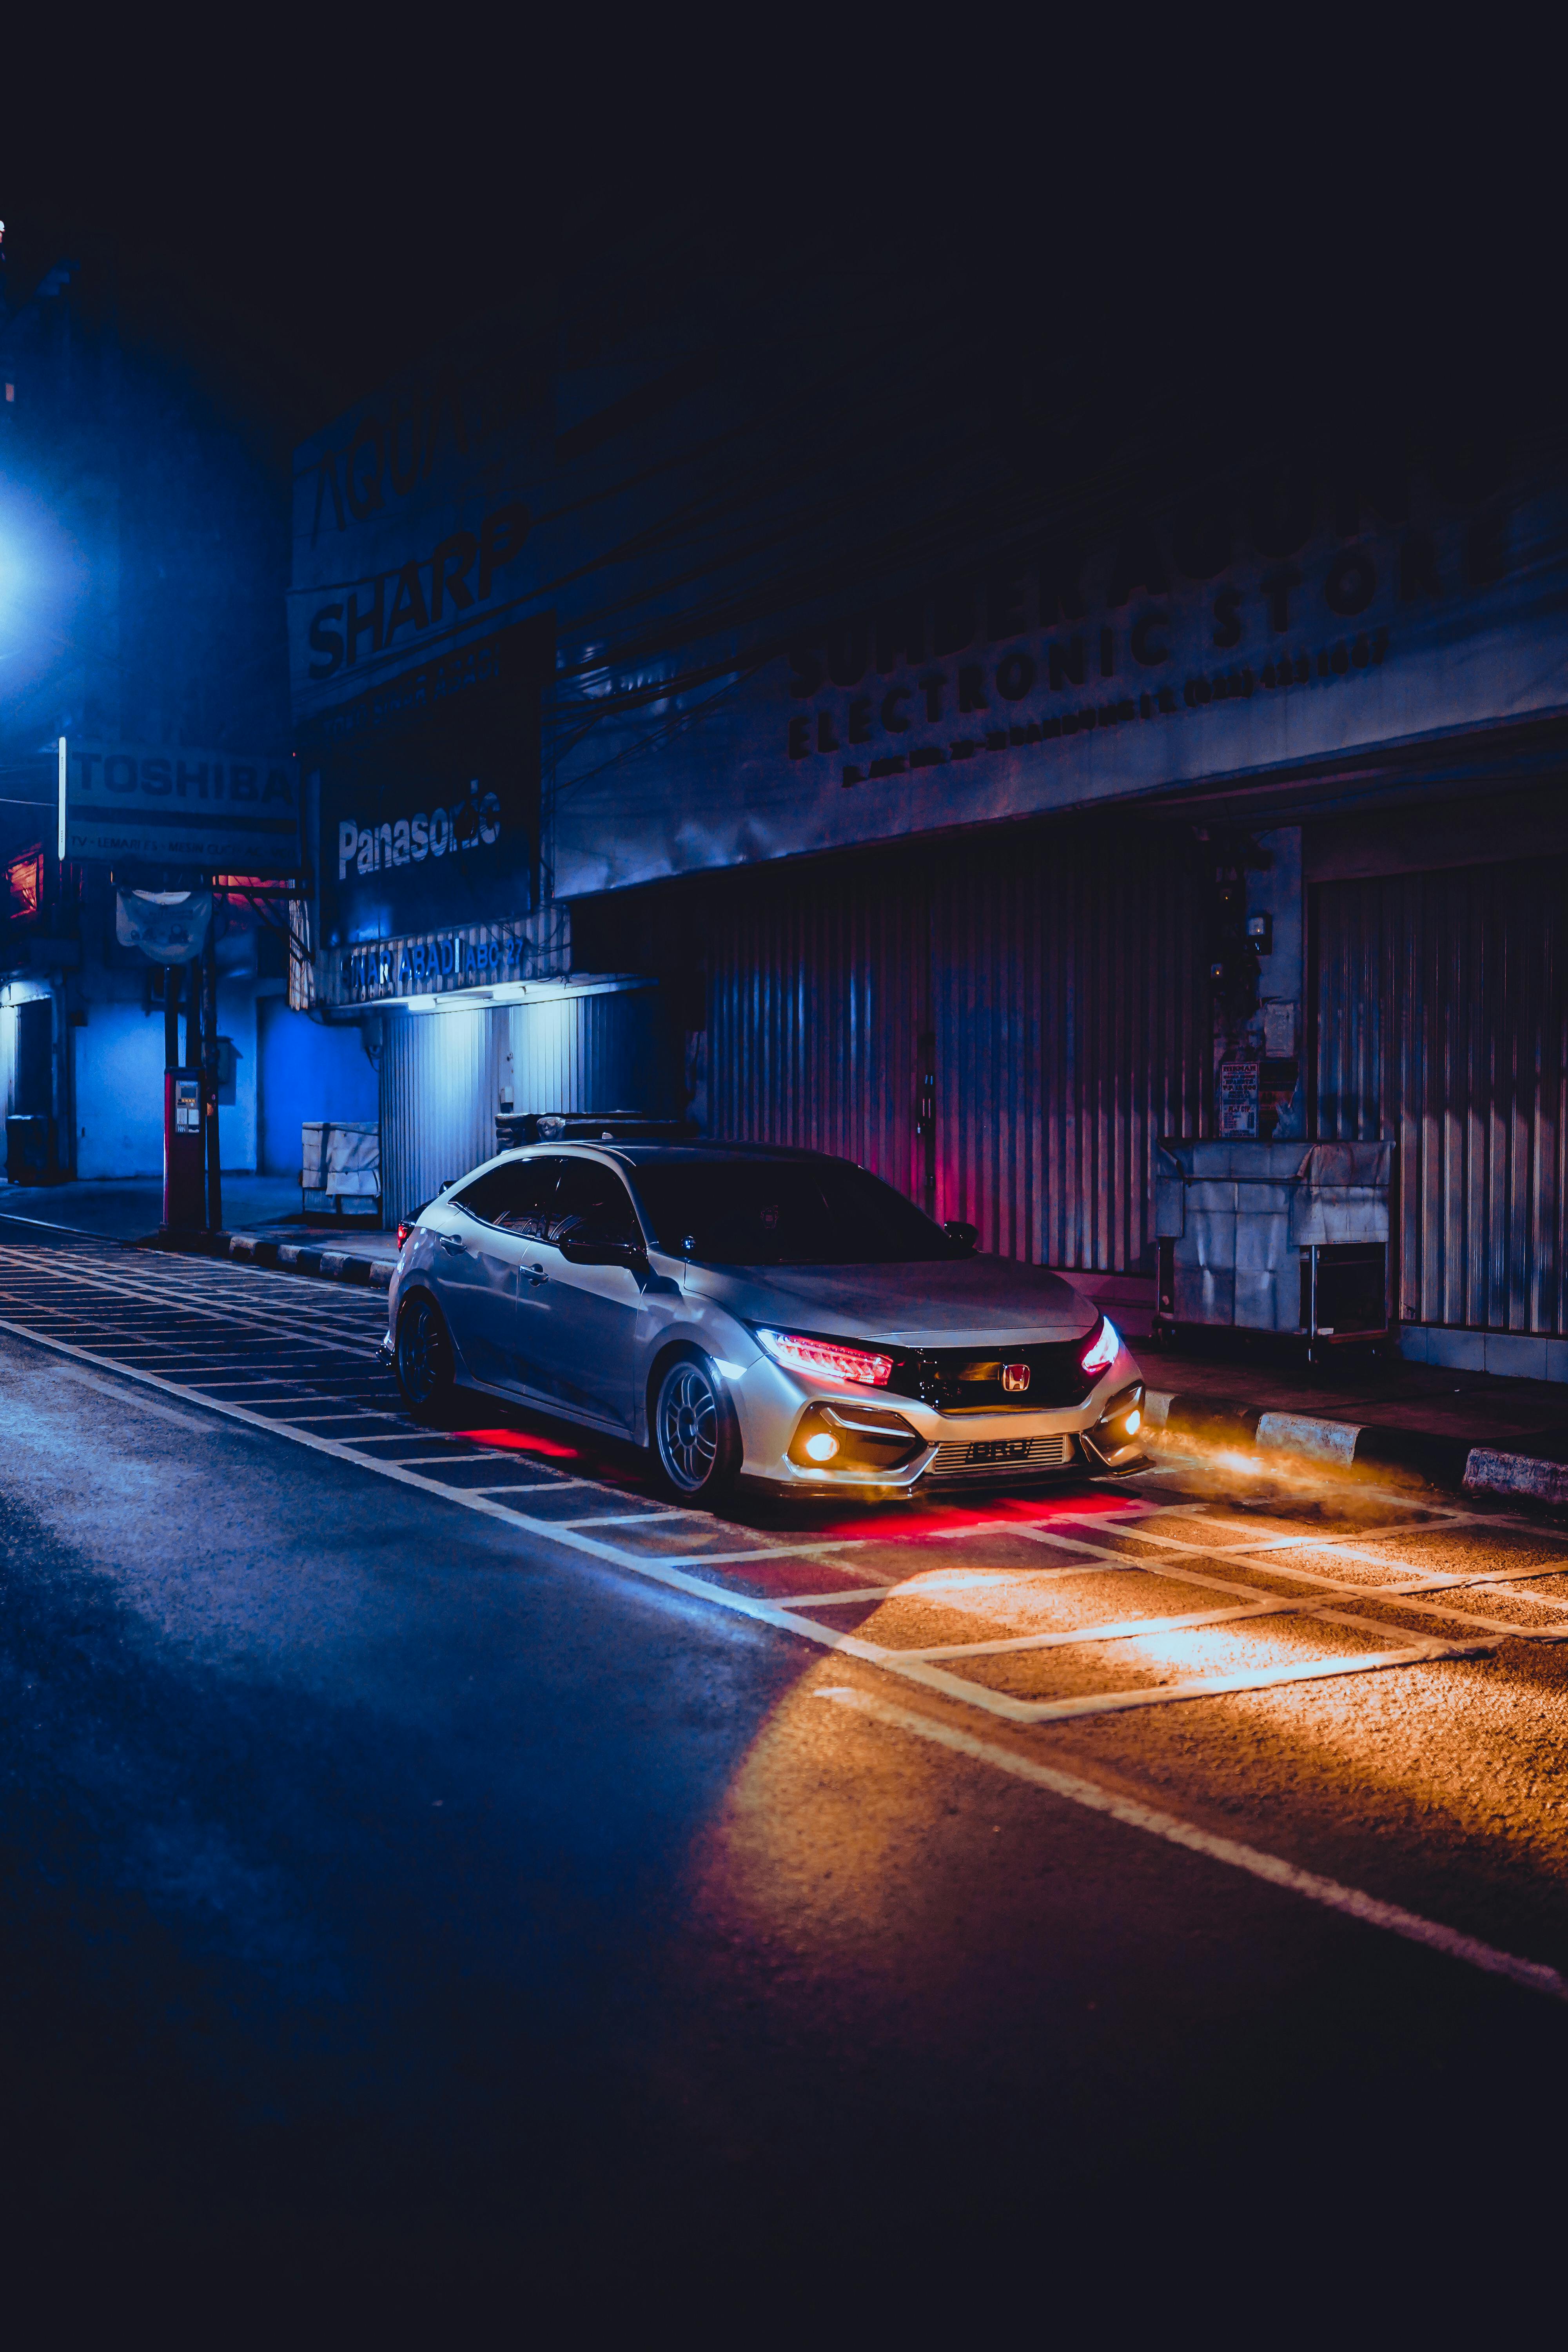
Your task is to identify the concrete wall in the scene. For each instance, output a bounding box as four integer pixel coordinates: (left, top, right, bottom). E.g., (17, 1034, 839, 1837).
(73, 972, 264, 1177)
(73, 995, 166, 1177)
(257, 997, 378, 1178)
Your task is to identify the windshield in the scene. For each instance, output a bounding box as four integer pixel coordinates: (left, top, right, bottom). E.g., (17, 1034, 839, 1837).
(629, 1160, 964, 1265)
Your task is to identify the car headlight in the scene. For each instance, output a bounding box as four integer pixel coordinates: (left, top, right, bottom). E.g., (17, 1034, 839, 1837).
(1079, 1316, 1121, 1376)
(756, 1328, 894, 1388)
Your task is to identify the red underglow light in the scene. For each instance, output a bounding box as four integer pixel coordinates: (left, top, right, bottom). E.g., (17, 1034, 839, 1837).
(800, 1486, 1143, 1540)
(455, 1427, 580, 1459)
(758, 1328, 894, 1386)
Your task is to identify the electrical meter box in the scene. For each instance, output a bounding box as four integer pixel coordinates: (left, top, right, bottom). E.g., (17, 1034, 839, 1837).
(164, 1067, 205, 1229)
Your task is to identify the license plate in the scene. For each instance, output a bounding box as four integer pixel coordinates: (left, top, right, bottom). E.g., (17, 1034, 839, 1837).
(965, 1437, 1033, 1464)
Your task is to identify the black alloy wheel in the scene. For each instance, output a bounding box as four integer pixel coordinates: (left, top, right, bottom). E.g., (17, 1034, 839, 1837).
(395, 1291, 455, 1421)
(651, 1348, 740, 1500)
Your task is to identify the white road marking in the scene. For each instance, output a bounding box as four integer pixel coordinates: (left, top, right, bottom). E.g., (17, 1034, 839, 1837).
(899, 1590, 1392, 1660)
(935, 1636, 1497, 1723)
(46, 1363, 220, 1435)
(987, 1518, 1568, 1647)
(0, 1279, 1523, 1738)
(551, 1510, 704, 1528)
(813, 1687, 1568, 2003)
(797, 1559, 1147, 1606)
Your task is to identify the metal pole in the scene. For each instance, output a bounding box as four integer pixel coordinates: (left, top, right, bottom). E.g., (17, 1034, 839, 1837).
(183, 953, 200, 1072)
(201, 917, 221, 1232)
(163, 964, 179, 1073)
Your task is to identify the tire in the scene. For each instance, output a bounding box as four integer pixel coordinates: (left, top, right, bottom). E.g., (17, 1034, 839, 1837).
(395, 1290, 456, 1422)
(650, 1347, 741, 1501)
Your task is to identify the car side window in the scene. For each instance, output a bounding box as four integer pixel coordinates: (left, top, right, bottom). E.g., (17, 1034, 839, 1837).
(452, 1156, 563, 1234)
(548, 1157, 642, 1249)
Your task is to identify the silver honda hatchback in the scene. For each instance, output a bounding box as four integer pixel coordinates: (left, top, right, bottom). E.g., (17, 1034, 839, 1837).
(381, 1142, 1145, 1502)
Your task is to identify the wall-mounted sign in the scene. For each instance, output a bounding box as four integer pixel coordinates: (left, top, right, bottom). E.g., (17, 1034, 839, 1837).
(550, 472, 1568, 897)
(315, 907, 570, 1010)
(305, 622, 545, 950)
(65, 741, 298, 873)
(289, 312, 552, 728)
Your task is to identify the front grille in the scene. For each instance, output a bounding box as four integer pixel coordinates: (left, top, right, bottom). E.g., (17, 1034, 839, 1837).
(926, 1432, 1076, 1479)
(884, 1338, 1096, 1412)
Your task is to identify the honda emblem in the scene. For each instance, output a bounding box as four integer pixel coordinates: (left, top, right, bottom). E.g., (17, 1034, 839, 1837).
(1002, 1361, 1030, 1393)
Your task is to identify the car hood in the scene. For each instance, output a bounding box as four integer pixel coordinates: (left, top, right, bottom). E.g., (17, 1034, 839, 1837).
(693, 1254, 1098, 1348)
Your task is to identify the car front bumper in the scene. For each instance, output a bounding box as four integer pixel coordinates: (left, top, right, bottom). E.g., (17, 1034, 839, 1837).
(728, 1355, 1147, 1495)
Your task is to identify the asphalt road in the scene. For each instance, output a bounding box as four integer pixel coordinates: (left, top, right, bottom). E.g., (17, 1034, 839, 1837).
(2, 1218, 1566, 2316)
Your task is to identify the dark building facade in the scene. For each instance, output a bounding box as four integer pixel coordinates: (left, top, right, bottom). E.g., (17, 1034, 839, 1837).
(292, 235, 1568, 1378)
(0, 249, 374, 1182)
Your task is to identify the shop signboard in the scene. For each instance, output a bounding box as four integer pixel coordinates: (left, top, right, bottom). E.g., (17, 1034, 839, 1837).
(305, 621, 546, 951)
(548, 470, 1568, 897)
(64, 740, 298, 873)
(316, 907, 571, 1011)
(289, 309, 552, 734)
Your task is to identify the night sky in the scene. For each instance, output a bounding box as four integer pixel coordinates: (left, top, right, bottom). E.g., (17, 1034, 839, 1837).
(3, 28, 1545, 456)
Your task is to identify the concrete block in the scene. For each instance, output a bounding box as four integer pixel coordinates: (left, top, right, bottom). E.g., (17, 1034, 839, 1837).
(1464, 1448, 1568, 1505)
(1397, 1324, 1429, 1363)
(1547, 1339, 1568, 1387)
(1483, 1332, 1548, 1381)
(1256, 1411, 1359, 1465)
(1422, 1327, 1488, 1372)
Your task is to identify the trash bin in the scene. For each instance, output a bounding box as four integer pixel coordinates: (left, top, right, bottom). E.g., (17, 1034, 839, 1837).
(5, 1114, 55, 1184)
(1154, 1138, 1393, 1352)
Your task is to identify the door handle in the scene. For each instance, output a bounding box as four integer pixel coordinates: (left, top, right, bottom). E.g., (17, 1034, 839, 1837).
(525, 1262, 548, 1287)
(439, 1234, 466, 1254)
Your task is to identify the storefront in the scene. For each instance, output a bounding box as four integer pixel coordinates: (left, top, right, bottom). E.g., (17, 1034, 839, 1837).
(291, 305, 1568, 1372)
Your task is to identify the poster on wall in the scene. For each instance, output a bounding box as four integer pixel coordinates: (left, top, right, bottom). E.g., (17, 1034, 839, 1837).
(1217, 1059, 1261, 1138)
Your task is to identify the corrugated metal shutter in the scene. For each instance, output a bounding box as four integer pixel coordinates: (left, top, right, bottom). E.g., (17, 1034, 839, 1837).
(1314, 858, 1568, 1332)
(705, 822, 1207, 1273)
(379, 1006, 508, 1230)
(707, 855, 927, 1193)
(934, 826, 1207, 1271)
(509, 985, 668, 1121)
(379, 985, 672, 1228)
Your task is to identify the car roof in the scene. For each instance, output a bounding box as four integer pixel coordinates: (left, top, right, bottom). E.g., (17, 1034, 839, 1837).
(507, 1140, 843, 1169)
(613, 1142, 838, 1166)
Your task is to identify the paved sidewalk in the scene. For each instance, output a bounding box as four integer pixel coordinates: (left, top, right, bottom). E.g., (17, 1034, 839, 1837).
(0, 1176, 396, 1287)
(1058, 1264, 1568, 1501)
(1, 1174, 314, 1240)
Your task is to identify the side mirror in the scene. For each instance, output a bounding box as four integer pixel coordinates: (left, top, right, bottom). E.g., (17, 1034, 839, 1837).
(558, 1234, 647, 1269)
(943, 1220, 979, 1250)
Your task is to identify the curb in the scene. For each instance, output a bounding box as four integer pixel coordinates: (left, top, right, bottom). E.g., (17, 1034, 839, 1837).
(1144, 1385, 1568, 1505)
(142, 1227, 395, 1292)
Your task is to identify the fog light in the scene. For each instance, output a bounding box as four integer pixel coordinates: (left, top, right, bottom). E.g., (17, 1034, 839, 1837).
(803, 1431, 840, 1462)
(1124, 1408, 1141, 1435)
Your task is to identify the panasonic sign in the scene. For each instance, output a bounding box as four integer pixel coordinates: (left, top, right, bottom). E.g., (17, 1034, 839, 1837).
(336, 780, 501, 879)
